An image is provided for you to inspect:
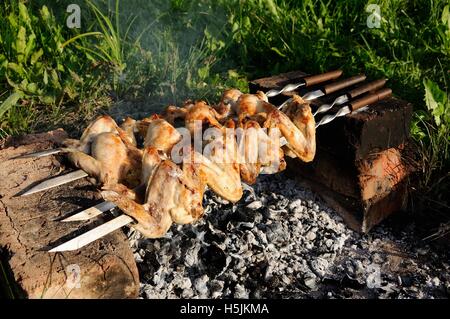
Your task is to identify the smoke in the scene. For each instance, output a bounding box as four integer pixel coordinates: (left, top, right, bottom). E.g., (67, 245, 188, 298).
(101, 0, 234, 118)
(36, 0, 237, 120)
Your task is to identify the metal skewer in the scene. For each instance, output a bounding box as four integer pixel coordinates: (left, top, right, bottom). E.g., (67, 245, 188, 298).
(315, 88, 392, 128)
(19, 170, 89, 197)
(12, 148, 65, 159)
(61, 201, 117, 222)
(313, 78, 387, 116)
(278, 74, 367, 110)
(265, 70, 343, 97)
(48, 214, 134, 252)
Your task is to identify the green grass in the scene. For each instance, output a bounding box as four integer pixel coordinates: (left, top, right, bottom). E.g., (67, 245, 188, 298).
(0, 0, 448, 222)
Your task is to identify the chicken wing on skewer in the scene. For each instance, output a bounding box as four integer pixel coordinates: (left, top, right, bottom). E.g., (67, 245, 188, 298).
(214, 88, 243, 120)
(161, 100, 223, 134)
(231, 91, 316, 162)
(64, 115, 143, 188)
(236, 119, 287, 184)
(101, 120, 243, 238)
(264, 94, 316, 162)
(101, 147, 206, 238)
(63, 115, 137, 152)
(67, 132, 142, 188)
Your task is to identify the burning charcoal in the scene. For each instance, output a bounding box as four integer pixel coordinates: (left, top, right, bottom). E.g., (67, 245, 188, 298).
(246, 200, 263, 210)
(325, 239, 334, 248)
(184, 242, 201, 267)
(139, 253, 160, 283)
(181, 288, 194, 299)
(304, 272, 318, 290)
(209, 280, 225, 299)
(305, 230, 317, 241)
(131, 171, 448, 299)
(310, 258, 330, 278)
(281, 274, 292, 285)
(134, 252, 143, 263)
(276, 197, 290, 210)
(288, 199, 302, 211)
(428, 277, 441, 287)
(253, 228, 268, 245)
(399, 275, 414, 287)
(266, 221, 284, 242)
(194, 275, 210, 298)
(200, 244, 227, 278)
(173, 275, 192, 290)
(293, 206, 305, 215)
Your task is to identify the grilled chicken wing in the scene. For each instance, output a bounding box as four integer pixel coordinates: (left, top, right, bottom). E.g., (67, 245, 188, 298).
(161, 100, 224, 136)
(68, 132, 142, 188)
(65, 115, 142, 188)
(101, 117, 244, 237)
(214, 89, 243, 120)
(264, 95, 316, 162)
(102, 147, 206, 238)
(232, 92, 316, 162)
(63, 115, 135, 152)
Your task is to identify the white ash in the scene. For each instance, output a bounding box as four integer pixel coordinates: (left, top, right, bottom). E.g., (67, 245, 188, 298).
(127, 173, 449, 299)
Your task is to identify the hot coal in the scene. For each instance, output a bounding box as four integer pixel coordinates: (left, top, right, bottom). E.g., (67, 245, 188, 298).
(127, 173, 449, 299)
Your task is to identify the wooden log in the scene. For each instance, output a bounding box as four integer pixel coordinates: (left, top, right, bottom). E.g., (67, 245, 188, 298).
(0, 130, 139, 298)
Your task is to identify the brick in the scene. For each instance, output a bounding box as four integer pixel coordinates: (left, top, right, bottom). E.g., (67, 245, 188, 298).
(287, 145, 413, 232)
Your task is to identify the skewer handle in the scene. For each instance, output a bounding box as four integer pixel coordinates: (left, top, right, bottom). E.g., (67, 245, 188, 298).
(350, 88, 392, 111)
(303, 70, 343, 87)
(323, 74, 366, 95)
(347, 79, 387, 99)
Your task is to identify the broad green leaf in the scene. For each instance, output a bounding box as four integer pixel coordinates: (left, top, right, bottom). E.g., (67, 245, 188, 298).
(26, 83, 38, 94)
(43, 69, 48, 85)
(16, 26, 27, 62)
(30, 48, 43, 65)
(442, 5, 449, 28)
(40, 95, 55, 104)
(40, 6, 50, 22)
(50, 69, 61, 89)
(228, 69, 240, 78)
(5, 75, 20, 90)
(18, 3, 31, 27)
(423, 79, 449, 127)
(8, 13, 18, 29)
(264, 0, 279, 19)
(0, 54, 7, 66)
(7, 62, 25, 76)
(0, 92, 23, 118)
(24, 33, 36, 62)
(197, 65, 209, 80)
